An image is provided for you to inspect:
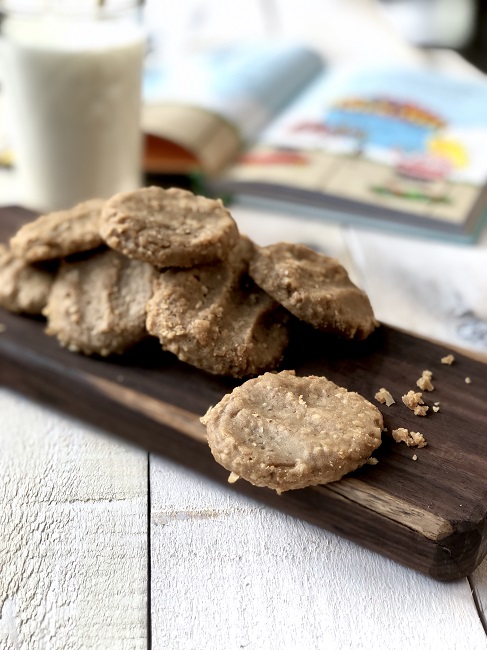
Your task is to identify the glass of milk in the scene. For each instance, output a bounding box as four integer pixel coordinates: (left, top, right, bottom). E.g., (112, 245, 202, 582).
(0, 1, 146, 212)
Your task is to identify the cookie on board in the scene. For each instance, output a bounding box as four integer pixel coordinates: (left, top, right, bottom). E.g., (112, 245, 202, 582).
(249, 242, 377, 340)
(10, 198, 105, 262)
(100, 186, 239, 268)
(44, 249, 157, 356)
(146, 237, 289, 377)
(201, 370, 383, 493)
(0, 243, 54, 314)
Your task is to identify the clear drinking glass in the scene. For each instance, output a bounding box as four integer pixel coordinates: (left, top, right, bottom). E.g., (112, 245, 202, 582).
(0, 1, 146, 211)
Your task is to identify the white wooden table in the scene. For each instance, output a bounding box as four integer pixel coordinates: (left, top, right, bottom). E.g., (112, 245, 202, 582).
(1, 2, 487, 646)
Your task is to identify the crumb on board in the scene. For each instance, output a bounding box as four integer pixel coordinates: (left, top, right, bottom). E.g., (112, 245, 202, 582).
(228, 472, 240, 484)
(441, 354, 455, 365)
(0, 323, 6, 333)
(409, 431, 427, 448)
(391, 427, 408, 444)
(416, 369, 434, 391)
(414, 404, 429, 416)
(412, 454, 418, 461)
(374, 387, 395, 406)
(391, 427, 427, 448)
(465, 376, 472, 384)
(402, 390, 429, 416)
(432, 405, 440, 413)
(366, 457, 379, 465)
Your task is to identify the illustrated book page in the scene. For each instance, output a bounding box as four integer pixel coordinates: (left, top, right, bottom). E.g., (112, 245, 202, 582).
(220, 65, 487, 238)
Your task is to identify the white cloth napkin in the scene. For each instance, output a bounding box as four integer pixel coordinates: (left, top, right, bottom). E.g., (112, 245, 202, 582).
(346, 225, 487, 354)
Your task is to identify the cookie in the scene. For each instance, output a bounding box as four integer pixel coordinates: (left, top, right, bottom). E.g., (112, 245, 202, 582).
(10, 198, 105, 262)
(146, 237, 289, 377)
(249, 242, 377, 340)
(99, 186, 239, 268)
(44, 249, 157, 356)
(201, 370, 383, 493)
(0, 243, 54, 314)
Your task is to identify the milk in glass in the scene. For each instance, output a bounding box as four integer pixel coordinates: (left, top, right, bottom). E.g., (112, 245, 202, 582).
(1, 12, 145, 211)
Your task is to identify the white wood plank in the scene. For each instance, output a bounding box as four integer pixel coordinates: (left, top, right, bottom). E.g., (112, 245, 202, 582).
(472, 558, 487, 631)
(0, 388, 148, 650)
(150, 454, 486, 650)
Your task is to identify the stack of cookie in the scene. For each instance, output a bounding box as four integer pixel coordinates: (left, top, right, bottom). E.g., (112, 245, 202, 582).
(0, 186, 377, 378)
(1, 186, 384, 492)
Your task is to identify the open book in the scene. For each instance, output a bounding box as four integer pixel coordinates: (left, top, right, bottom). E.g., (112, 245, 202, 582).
(142, 43, 487, 242)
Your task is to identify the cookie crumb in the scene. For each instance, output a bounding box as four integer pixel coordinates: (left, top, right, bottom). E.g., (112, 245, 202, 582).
(0, 323, 6, 333)
(432, 405, 440, 413)
(409, 431, 427, 448)
(402, 390, 429, 416)
(465, 376, 472, 384)
(416, 369, 434, 391)
(375, 387, 395, 406)
(412, 454, 418, 461)
(441, 354, 455, 365)
(392, 427, 427, 448)
(391, 427, 409, 444)
(366, 457, 379, 465)
(228, 472, 240, 484)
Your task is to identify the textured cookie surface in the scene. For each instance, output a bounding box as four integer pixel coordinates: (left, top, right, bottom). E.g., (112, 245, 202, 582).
(249, 242, 377, 339)
(44, 249, 157, 356)
(0, 243, 54, 314)
(100, 186, 239, 267)
(10, 198, 105, 262)
(146, 237, 289, 377)
(201, 370, 383, 492)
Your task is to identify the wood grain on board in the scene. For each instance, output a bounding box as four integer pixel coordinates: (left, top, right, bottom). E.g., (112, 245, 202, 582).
(1, 206, 486, 581)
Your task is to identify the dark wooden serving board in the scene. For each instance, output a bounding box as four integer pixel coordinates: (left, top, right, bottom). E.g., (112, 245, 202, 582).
(1, 206, 487, 581)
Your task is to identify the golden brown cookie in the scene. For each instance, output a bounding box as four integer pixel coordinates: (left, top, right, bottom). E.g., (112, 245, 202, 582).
(249, 242, 377, 340)
(201, 370, 383, 493)
(44, 249, 157, 356)
(99, 186, 239, 268)
(146, 237, 289, 377)
(0, 243, 54, 314)
(10, 198, 105, 262)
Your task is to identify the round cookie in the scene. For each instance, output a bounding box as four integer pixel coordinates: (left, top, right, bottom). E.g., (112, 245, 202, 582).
(100, 186, 239, 268)
(0, 243, 54, 315)
(249, 242, 377, 340)
(10, 198, 105, 262)
(201, 370, 383, 493)
(146, 237, 289, 377)
(44, 249, 157, 356)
